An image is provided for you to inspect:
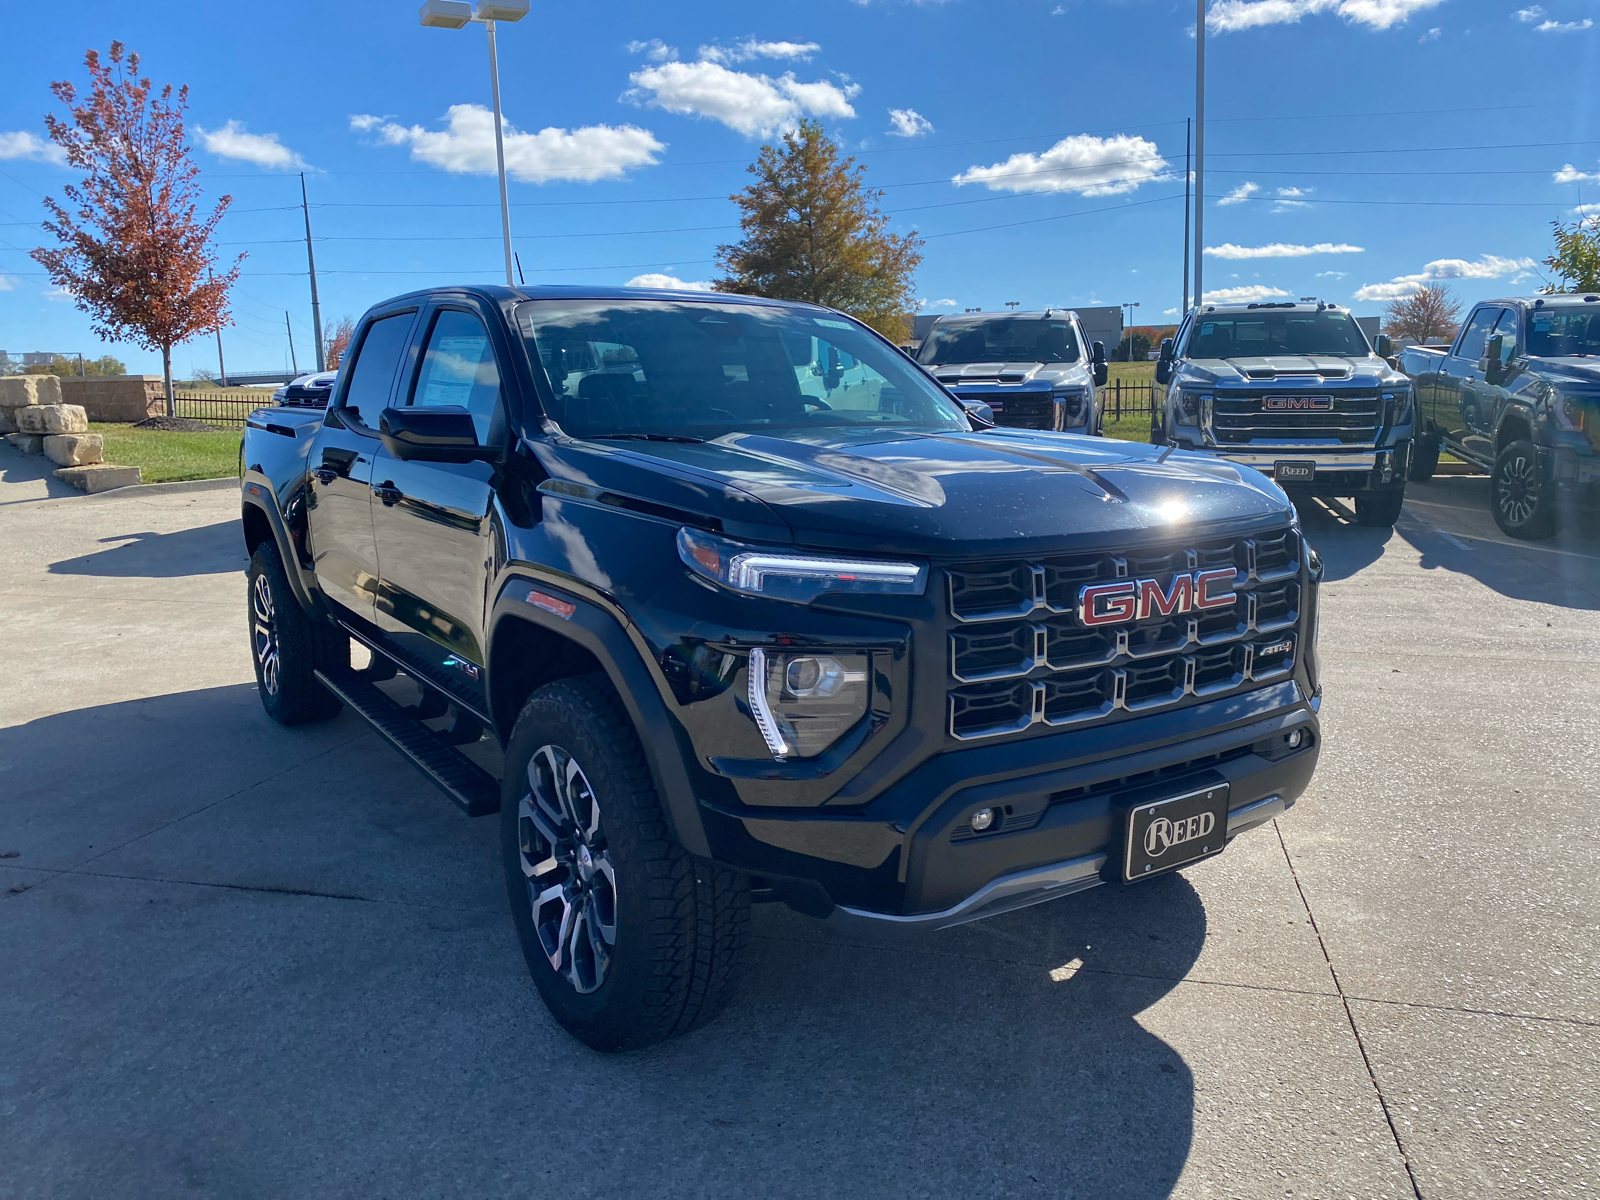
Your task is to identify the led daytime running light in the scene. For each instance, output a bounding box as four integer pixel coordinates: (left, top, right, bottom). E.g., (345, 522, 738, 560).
(677, 527, 927, 604)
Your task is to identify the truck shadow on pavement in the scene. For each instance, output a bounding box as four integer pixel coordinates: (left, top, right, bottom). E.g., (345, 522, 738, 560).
(0, 682, 1206, 1197)
(47, 521, 248, 579)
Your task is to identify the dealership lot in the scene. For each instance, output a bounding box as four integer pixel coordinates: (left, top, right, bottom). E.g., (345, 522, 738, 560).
(1, 451, 1596, 1198)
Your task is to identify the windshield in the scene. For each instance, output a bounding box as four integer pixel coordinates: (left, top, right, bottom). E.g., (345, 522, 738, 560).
(1527, 306, 1600, 357)
(1184, 311, 1371, 359)
(918, 317, 1081, 366)
(518, 300, 967, 439)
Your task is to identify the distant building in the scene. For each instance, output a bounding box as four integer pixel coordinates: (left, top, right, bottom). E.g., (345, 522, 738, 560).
(1354, 316, 1380, 344)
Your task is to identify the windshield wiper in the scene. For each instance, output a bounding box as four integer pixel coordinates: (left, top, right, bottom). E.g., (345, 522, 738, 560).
(584, 433, 707, 444)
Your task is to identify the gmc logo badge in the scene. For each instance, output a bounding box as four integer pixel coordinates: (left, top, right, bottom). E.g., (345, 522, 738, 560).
(1262, 395, 1334, 411)
(1077, 569, 1238, 628)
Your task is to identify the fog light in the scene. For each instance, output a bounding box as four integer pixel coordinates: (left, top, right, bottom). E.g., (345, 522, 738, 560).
(1287, 729, 1303, 749)
(970, 807, 995, 832)
(748, 648, 871, 760)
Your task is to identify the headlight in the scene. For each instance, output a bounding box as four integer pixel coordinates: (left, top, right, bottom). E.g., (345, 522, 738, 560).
(1176, 389, 1209, 423)
(1383, 387, 1414, 425)
(1053, 386, 1091, 426)
(678, 527, 927, 605)
(748, 648, 870, 759)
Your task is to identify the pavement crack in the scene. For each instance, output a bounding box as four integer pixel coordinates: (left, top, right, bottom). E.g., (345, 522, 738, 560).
(1275, 818, 1425, 1200)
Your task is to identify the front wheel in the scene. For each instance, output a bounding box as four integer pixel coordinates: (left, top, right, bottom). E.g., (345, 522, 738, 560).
(1354, 486, 1406, 527)
(501, 674, 749, 1052)
(1491, 439, 1558, 539)
(246, 542, 344, 725)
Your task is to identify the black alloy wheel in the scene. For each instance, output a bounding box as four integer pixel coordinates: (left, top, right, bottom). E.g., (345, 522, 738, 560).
(245, 542, 345, 725)
(519, 744, 618, 995)
(1491, 439, 1558, 539)
(500, 674, 749, 1052)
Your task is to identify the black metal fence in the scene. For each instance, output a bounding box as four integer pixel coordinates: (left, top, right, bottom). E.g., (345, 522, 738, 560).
(1102, 379, 1156, 423)
(173, 391, 277, 427)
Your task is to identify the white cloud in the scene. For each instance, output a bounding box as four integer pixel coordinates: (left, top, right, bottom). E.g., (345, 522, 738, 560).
(1206, 241, 1364, 258)
(0, 275, 17, 291)
(1515, 5, 1545, 18)
(1570, 203, 1600, 217)
(1419, 25, 1441, 39)
(952, 134, 1169, 196)
(1556, 163, 1600, 183)
(0, 130, 67, 164)
(195, 120, 306, 170)
(626, 39, 677, 61)
(888, 107, 933, 138)
(43, 287, 75, 302)
(625, 59, 858, 138)
(1316, 270, 1349, 278)
(1217, 181, 1259, 205)
(1352, 254, 1536, 302)
(918, 297, 958, 308)
(1202, 285, 1292, 304)
(354, 105, 663, 183)
(624, 273, 712, 290)
(699, 39, 820, 64)
(1206, 0, 1443, 33)
(1537, 18, 1593, 31)
(349, 114, 386, 132)
(1164, 307, 1180, 315)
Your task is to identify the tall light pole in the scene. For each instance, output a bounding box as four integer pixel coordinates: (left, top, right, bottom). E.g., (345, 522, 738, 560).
(1193, 0, 1206, 309)
(420, 0, 527, 286)
(1121, 302, 1140, 360)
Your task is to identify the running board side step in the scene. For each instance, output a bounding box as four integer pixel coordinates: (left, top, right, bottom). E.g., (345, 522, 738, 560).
(315, 667, 500, 817)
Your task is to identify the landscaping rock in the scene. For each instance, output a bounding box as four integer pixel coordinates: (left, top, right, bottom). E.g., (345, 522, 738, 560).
(0, 375, 61, 407)
(0, 409, 16, 435)
(43, 433, 104, 466)
(53, 463, 142, 493)
(17, 404, 89, 435)
(6, 433, 44, 454)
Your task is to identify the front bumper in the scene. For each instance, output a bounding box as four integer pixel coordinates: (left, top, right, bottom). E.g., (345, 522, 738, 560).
(697, 682, 1320, 924)
(1205, 444, 1410, 494)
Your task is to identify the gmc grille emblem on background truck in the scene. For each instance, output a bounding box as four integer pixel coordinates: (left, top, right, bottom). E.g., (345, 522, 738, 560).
(1262, 395, 1334, 411)
(1077, 569, 1238, 628)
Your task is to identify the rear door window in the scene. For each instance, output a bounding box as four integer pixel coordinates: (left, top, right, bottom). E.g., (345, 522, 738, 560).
(341, 312, 416, 426)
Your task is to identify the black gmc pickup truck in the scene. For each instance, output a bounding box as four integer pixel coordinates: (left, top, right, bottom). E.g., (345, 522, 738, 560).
(1404, 294, 1600, 538)
(239, 285, 1323, 1051)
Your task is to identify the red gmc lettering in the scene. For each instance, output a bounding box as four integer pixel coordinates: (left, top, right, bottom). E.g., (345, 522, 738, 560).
(1137, 575, 1193, 620)
(1194, 568, 1238, 610)
(1078, 581, 1138, 627)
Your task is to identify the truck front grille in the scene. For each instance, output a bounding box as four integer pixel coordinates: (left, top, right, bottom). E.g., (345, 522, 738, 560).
(1210, 393, 1380, 446)
(954, 389, 1053, 429)
(945, 527, 1301, 742)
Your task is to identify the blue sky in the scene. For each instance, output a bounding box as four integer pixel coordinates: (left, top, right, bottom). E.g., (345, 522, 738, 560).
(2, 0, 1598, 375)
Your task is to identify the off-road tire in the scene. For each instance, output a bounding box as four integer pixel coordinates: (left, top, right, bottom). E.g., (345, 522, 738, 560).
(501, 673, 750, 1053)
(1491, 439, 1558, 539)
(1407, 433, 1441, 482)
(1354, 486, 1406, 527)
(246, 541, 345, 725)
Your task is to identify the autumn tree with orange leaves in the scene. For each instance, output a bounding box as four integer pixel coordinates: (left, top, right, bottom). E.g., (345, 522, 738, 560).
(32, 43, 241, 415)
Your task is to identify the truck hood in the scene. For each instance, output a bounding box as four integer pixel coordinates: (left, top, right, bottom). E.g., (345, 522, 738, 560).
(546, 427, 1292, 559)
(1527, 355, 1600, 387)
(930, 361, 1092, 388)
(1184, 355, 1399, 387)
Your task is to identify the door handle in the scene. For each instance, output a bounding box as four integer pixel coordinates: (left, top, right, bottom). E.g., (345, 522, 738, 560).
(312, 467, 338, 484)
(372, 482, 404, 506)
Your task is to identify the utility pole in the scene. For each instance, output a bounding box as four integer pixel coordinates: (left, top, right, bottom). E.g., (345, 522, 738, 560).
(1193, 0, 1206, 309)
(301, 173, 325, 372)
(1182, 118, 1192, 316)
(285, 312, 299, 376)
(209, 269, 228, 387)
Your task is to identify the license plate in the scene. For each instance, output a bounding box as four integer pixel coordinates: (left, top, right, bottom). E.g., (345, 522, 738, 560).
(1124, 783, 1230, 882)
(1275, 461, 1315, 482)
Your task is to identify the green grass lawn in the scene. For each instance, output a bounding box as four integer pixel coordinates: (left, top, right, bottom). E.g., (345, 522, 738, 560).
(90, 423, 241, 483)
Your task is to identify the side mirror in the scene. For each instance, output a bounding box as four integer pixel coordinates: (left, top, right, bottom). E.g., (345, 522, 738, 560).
(1482, 335, 1505, 384)
(956, 396, 995, 425)
(1375, 334, 1392, 358)
(1091, 340, 1107, 365)
(379, 405, 482, 462)
(1094, 362, 1109, 387)
(1154, 359, 1172, 385)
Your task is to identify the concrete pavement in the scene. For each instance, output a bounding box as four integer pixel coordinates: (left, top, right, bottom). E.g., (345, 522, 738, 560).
(1, 442, 1596, 1197)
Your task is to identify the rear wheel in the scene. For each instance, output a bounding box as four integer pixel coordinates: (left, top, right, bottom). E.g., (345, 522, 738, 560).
(1408, 434, 1441, 482)
(501, 674, 749, 1052)
(1354, 486, 1406, 527)
(246, 542, 344, 725)
(1491, 439, 1558, 539)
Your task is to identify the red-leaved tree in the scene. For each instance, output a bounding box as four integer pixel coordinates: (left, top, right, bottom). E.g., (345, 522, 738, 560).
(32, 43, 241, 415)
